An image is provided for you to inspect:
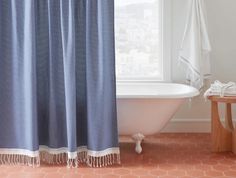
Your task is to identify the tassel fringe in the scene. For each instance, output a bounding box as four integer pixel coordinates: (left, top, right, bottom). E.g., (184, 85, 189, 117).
(0, 154, 40, 167)
(0, 151, 120, 168)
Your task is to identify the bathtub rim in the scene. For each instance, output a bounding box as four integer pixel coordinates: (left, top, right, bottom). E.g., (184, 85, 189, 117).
(116, 82, 200, 99)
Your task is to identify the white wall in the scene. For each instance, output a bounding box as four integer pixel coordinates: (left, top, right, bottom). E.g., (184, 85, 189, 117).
(163, 0, 236, 132)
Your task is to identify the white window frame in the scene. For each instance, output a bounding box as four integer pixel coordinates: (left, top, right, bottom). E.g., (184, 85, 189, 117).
(116, 0, 172, 84)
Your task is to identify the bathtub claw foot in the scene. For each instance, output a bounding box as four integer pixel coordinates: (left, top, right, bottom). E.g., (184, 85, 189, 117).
(132, 133, 145, 154)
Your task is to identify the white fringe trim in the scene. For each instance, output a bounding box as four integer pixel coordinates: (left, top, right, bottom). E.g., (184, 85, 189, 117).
(0, 146, 120, 168)
(178, 56, 211, 90)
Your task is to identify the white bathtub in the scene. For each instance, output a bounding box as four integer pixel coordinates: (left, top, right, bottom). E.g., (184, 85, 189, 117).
(116, 83, 199, 153)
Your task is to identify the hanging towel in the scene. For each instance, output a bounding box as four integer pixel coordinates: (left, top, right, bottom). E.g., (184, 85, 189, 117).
(179, 0, 211, 89)
(204, 80, 236, 98)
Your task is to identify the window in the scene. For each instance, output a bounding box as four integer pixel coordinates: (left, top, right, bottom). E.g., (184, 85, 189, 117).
(115, 0, 171, 82)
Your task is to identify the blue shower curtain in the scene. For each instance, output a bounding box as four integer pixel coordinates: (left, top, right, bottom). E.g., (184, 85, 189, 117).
(0, 0, 120, 167)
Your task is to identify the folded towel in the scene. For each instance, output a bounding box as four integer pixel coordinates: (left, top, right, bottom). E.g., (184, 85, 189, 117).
(204, 80, 236, 98)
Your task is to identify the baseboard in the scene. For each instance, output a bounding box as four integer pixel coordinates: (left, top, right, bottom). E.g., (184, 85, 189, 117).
(161, 118, 211, 133)
(162, 118, 236, 133)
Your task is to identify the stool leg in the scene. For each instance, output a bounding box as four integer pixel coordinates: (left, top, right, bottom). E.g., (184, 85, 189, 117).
(228, 103, 236, 154)
(211, 101, 232, 152)
(225, 103, 234, 130)
(232, 130, 236, 154)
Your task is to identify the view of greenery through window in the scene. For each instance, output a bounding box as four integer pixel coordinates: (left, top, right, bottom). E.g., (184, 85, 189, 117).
(115, 0, 162, 80)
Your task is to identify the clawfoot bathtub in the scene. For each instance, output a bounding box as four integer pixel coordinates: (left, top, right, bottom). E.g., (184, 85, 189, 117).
(116, 83, 199, 153)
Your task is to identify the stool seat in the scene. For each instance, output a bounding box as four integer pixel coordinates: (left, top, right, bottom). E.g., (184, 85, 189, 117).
(208, 95, 236, 154)
(208, 96, 236, 103)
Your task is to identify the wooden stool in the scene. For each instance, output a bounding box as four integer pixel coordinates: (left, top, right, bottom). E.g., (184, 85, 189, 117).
(208, 96, 236, 154)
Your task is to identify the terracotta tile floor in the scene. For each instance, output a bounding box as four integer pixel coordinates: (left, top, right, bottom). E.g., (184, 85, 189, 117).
(1, 133, 236, 178)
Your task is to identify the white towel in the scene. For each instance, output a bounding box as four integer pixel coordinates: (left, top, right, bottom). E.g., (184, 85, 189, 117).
(204, 80, 236, 99)
(179, 0, 211, 89)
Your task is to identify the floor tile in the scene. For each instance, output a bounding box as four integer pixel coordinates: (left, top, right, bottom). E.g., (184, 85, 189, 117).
(0, 133, 236, 178)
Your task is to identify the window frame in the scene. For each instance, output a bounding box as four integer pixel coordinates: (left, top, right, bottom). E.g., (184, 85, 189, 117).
(115, 0, 172, 84)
